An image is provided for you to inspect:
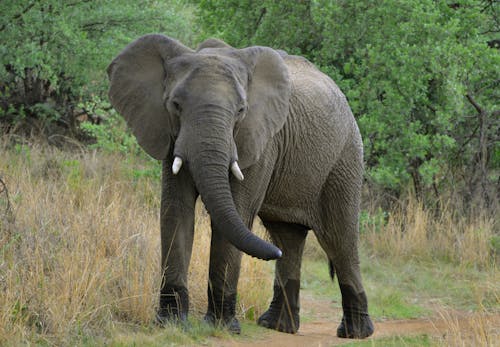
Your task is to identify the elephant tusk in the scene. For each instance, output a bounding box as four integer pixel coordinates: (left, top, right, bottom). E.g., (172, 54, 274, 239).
(172, 156, 183, 175)
(231, 161, 244, 181)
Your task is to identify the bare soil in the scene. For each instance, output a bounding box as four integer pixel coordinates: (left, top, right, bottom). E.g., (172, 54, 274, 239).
(214, 293, 500, 347)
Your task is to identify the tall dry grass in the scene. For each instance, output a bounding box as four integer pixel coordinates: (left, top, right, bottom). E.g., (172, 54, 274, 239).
(0, 143, 271, 345)
(363, 196, 499, 269)
(440, 310, 500, 346)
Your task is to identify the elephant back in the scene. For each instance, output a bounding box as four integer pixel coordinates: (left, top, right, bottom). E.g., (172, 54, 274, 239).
(283, 55, 346, 103)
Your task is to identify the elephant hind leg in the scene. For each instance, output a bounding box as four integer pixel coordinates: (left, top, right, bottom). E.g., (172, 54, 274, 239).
(257, 221, 308, 334)
(315, 156, 374, 339)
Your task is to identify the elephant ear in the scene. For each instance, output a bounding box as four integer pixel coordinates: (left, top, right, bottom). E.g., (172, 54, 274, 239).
(233, 47, 291, 168)
(107, 34, 193, 160)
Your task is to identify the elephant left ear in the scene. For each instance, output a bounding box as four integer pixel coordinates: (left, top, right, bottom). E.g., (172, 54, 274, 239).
(232, 47, 291, 169)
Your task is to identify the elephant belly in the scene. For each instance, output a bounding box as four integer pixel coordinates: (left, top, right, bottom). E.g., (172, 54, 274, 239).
(259, 145, 333, 229)
(258, 203, 313, 230)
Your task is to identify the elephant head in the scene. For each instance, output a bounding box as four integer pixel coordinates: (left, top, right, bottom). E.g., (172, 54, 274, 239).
(107, 34, 290, 260)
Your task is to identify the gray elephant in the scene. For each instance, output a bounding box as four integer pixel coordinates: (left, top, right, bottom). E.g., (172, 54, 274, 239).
(107, 34, 374, 339)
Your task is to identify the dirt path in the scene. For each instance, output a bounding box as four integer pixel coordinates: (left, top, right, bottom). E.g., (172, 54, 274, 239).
(214, 294, 500, 347)
(217, 313, 500, 347)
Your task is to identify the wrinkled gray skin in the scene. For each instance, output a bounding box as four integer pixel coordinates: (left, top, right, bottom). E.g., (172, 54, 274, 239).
(108, 34, 374, 338)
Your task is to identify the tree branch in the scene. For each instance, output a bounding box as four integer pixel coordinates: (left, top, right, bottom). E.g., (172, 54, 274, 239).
(466, 93, 484, 114)
(81, 17, 163, 31)
(66, 0, 92, 7)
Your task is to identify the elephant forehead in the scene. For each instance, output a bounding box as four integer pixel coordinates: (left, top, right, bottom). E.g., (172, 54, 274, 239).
(165, 55, 248, 104)
(166, 54, 247, 82)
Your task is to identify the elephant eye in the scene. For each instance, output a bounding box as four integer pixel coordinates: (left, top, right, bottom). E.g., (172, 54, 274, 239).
(237, 106, 245, 115)
(172, 101, 182, 113)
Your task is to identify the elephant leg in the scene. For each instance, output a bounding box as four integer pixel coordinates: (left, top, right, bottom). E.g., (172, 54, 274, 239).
(257, 221, 308, 334)
(204, 154, 276, 334)
(157, 160, 197, 324)
(316, 157, 374, 339)
(204, 222, 244, 334)
(316, 233, 373, 338)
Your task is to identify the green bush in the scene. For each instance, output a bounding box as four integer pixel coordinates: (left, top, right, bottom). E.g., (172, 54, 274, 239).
(0, 0, 197, 135)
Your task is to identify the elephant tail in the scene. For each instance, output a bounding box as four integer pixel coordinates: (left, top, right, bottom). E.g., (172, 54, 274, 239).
(328, 260, 335, 281)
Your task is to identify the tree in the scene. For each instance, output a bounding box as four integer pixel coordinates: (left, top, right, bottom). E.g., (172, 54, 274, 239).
(0, 0, 196, 137)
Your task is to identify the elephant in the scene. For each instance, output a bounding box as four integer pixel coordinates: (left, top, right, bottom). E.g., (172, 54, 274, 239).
(107, 34, 374, 339)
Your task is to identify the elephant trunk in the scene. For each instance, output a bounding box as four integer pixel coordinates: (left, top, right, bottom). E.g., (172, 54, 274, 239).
(178, 115, 281, 261)
(191, 150, 281, 260)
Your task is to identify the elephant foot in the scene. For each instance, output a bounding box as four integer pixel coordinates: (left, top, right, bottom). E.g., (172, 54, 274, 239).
(205, 287, 241, 334)
(257, 279, 300, 334)
(336, 284, 374, 339)
(336, 313, 374, 339)
(257, 309, 299, 334)
(156, 285, 189, 326)
(204, 312, 241, 334)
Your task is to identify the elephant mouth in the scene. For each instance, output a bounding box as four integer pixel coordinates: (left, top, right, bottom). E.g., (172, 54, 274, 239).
(171, 156, 244, 181)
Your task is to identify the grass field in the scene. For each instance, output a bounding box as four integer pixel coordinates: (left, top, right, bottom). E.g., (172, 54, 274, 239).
(0, 141, 498, 346)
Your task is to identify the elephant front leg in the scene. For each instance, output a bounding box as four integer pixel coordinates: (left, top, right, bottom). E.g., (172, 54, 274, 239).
(204, 228, 243, 333)
(157, 161, 197, 324)
(257, 222, 308, 334)
(157, 214, 194, 323)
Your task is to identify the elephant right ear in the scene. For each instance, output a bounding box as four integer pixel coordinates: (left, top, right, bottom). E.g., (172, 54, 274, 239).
(107, 34, 193, 160)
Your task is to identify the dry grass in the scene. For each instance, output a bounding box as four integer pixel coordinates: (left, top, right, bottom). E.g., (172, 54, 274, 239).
(0, 143, 272, 345)
(363, 197, 499, 269)
(435, 309, 500, 347)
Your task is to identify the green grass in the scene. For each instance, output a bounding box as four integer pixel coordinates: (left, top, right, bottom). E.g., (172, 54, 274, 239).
(361, 252, 499, 314)
(301, 259, 425, 321)
(93, 321, 272, 347)
(81, 321, 223, 347)
(301, 244, 499, 323)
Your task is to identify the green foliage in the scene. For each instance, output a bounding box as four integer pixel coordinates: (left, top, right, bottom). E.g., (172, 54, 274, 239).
(81, 114, 162, 180)
(0, 0, 197, 133)
(360, 209, 389, 234)
(81, 113, 141, 155)
(197, 0, 500, 204)
(316, 0, 499, 202)
(490, 235, 500, 258)
(197, 0, 322, 55)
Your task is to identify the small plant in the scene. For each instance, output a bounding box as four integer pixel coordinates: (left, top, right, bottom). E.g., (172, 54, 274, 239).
(80, 114, 142, 155)
(360, 208, 389, 234)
